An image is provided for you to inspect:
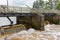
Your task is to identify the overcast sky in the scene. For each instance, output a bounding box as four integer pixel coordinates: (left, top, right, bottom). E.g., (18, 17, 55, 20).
(0, 0, 48, 7)
(0, 0, 36, 7)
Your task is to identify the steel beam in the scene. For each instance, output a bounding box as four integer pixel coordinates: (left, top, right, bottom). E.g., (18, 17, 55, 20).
(0, 13, 33, 17)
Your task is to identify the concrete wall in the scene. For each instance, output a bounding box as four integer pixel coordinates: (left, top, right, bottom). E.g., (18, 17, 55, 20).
(17, 14, 44, 30)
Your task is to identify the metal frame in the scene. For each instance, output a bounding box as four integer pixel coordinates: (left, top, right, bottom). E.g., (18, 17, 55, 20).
(0, 13, 33, 17)
(0, 13, 33, 26)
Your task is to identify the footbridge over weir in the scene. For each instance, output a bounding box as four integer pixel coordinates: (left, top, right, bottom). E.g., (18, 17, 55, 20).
(0, 7, 60, 30)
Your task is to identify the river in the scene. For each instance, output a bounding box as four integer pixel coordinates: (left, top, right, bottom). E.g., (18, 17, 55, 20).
(0, 17, 16, 27)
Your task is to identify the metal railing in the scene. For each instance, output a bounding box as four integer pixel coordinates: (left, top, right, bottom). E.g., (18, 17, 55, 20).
(0, 5, 31, 13)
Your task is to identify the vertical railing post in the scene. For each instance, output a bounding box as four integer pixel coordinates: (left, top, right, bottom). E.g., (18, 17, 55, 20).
(7, 0, 9, 12)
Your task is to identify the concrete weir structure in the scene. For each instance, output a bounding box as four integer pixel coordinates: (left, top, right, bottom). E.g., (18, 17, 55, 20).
(0, 5, 45, 31)
(0, 10, 60, 31)
(0, 13, 44, 36)
(0, 5, 60, 31)
(17, 13, 44, 30)
(0, 13, 44, 31)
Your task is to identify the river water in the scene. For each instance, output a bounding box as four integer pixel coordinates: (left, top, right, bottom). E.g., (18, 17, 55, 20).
(0, 24, 60, 40)
(0, 17, 16, 27)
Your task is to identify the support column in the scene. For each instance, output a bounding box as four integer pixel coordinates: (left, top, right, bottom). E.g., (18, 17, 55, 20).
(40, 15, 44, 31)
(32, 13, 44, 31)
(56, 13, 60, 25)
(58, 15, 60, 25)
